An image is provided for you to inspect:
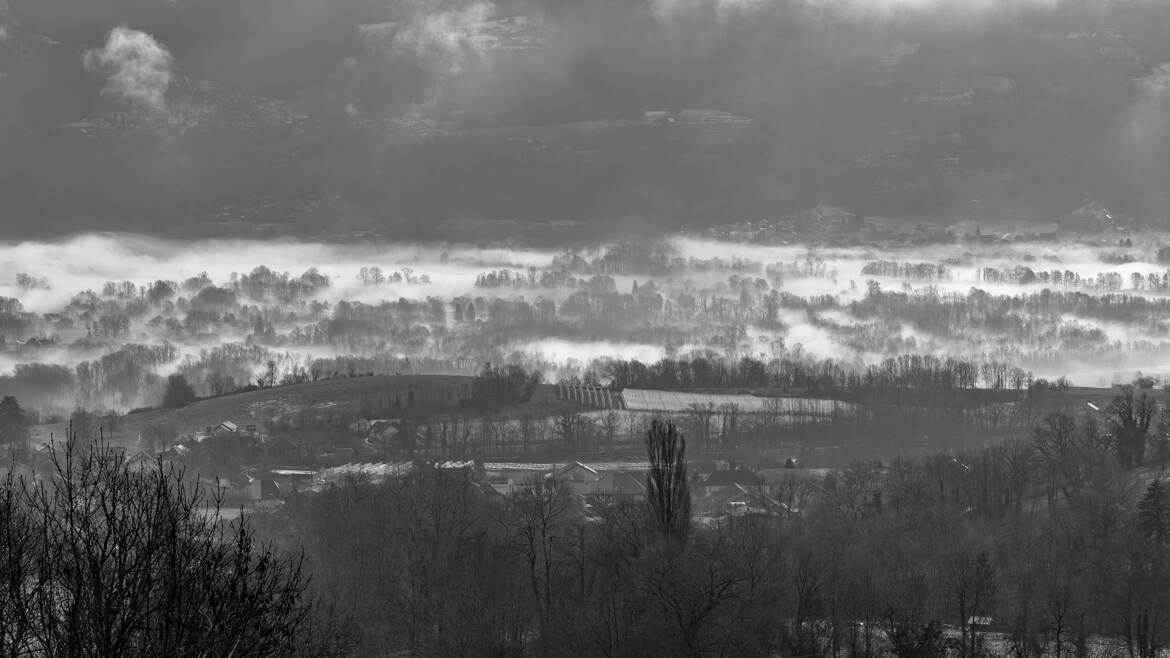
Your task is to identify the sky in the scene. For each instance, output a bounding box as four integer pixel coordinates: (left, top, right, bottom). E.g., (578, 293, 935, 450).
(1, 0, 1169, 237)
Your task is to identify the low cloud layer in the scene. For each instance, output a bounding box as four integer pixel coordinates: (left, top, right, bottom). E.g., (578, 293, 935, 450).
(651, 0, 1061, 23)
(1127, 63, 1170, 164)
(0, 0, 11, 42)
(392, 2, 495, 75)
(83, 26, 174, 113)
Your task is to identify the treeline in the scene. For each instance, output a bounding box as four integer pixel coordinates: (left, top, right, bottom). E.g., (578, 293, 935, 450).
(600, 353, 1031, 393)
(357, 266, 430, 286)
(70, 265, 331, 311)
(551, 242, 761, 277)
(861, 260, 951, 281)
(979, 266, 1125, 290)
(469, 363, 543, 410)
(766, 257, 837, 280)
(0, 344, 177, 414)
(474, 269, 617, 292)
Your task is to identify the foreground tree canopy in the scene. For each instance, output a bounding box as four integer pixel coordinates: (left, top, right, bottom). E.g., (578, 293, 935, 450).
(0, 432, 314, 656)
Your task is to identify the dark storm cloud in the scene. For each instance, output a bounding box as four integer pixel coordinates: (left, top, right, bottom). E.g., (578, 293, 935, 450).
(2, 0, 1170, 237)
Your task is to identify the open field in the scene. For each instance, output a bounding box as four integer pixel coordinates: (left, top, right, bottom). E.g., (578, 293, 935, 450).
(620, 388, 857, 415)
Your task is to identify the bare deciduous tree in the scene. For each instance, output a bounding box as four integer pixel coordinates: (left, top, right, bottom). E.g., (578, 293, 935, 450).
(1111, 386, 1158, 468)
(504, 477, 576, 636)
(645, 419, 691, 541)
(0, 431, 311, 656)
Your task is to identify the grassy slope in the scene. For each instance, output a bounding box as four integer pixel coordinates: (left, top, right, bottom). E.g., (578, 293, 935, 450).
(29, 379, 1160, 454)
(31, 376, 589, 450)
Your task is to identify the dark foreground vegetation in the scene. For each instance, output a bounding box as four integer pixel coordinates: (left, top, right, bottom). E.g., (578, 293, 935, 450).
(245, 405, 1170, 657)
(9, 402, 1169, 656)
(0, 431, 324, 656)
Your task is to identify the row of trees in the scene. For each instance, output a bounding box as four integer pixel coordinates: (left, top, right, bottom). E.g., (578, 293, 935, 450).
(469, 363, 544, 410)
(974, 266, 1170, 293)
(861, 260, 951, 281)
(601, 353, 1032, 394)
(474, 268, 618, 292)
(357, 266, 428, 286)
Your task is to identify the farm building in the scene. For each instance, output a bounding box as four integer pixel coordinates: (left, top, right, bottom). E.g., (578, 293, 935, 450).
(591, 471, 646, 499)
(126, 450, 156, 471)
(550, 462, 648, 499)
(244, 477, 284, 503)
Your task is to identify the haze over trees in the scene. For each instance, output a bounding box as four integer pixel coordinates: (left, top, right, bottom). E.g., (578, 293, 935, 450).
(5, 236, 1170, 422)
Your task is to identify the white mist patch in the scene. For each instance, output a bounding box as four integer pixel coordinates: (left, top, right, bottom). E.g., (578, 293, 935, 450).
(815, 308, 874, 327)
(361, 0, 501, 110)
(518, 339, 666, 366)
(0, 233, 563, 313)
(395, 1, 496, 76)
(771, 308, 844, 359)
(672, 237, 806, 264)
(653, 0, 1060, 21)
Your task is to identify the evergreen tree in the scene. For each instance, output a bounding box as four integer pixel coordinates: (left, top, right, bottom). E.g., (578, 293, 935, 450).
(0, 396, 27, 450)
(162, 374, 197, 409)
(1138, 480, 1170, 547)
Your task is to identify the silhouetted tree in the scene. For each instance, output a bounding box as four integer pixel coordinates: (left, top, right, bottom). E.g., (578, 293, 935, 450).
(1133, 479, 1170, 657)
(161, 373, 197, 409)
(645, 419, 691, 541)
(0, 432, 312, 655)
(505, 478, 577, 639)
(0, 396, 27, 453)
(1111, 386, 1157, 467)
(69, 408, 97, 442)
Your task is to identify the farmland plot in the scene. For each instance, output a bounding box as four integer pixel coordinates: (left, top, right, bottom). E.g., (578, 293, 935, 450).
(620, 388, 855, 416)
